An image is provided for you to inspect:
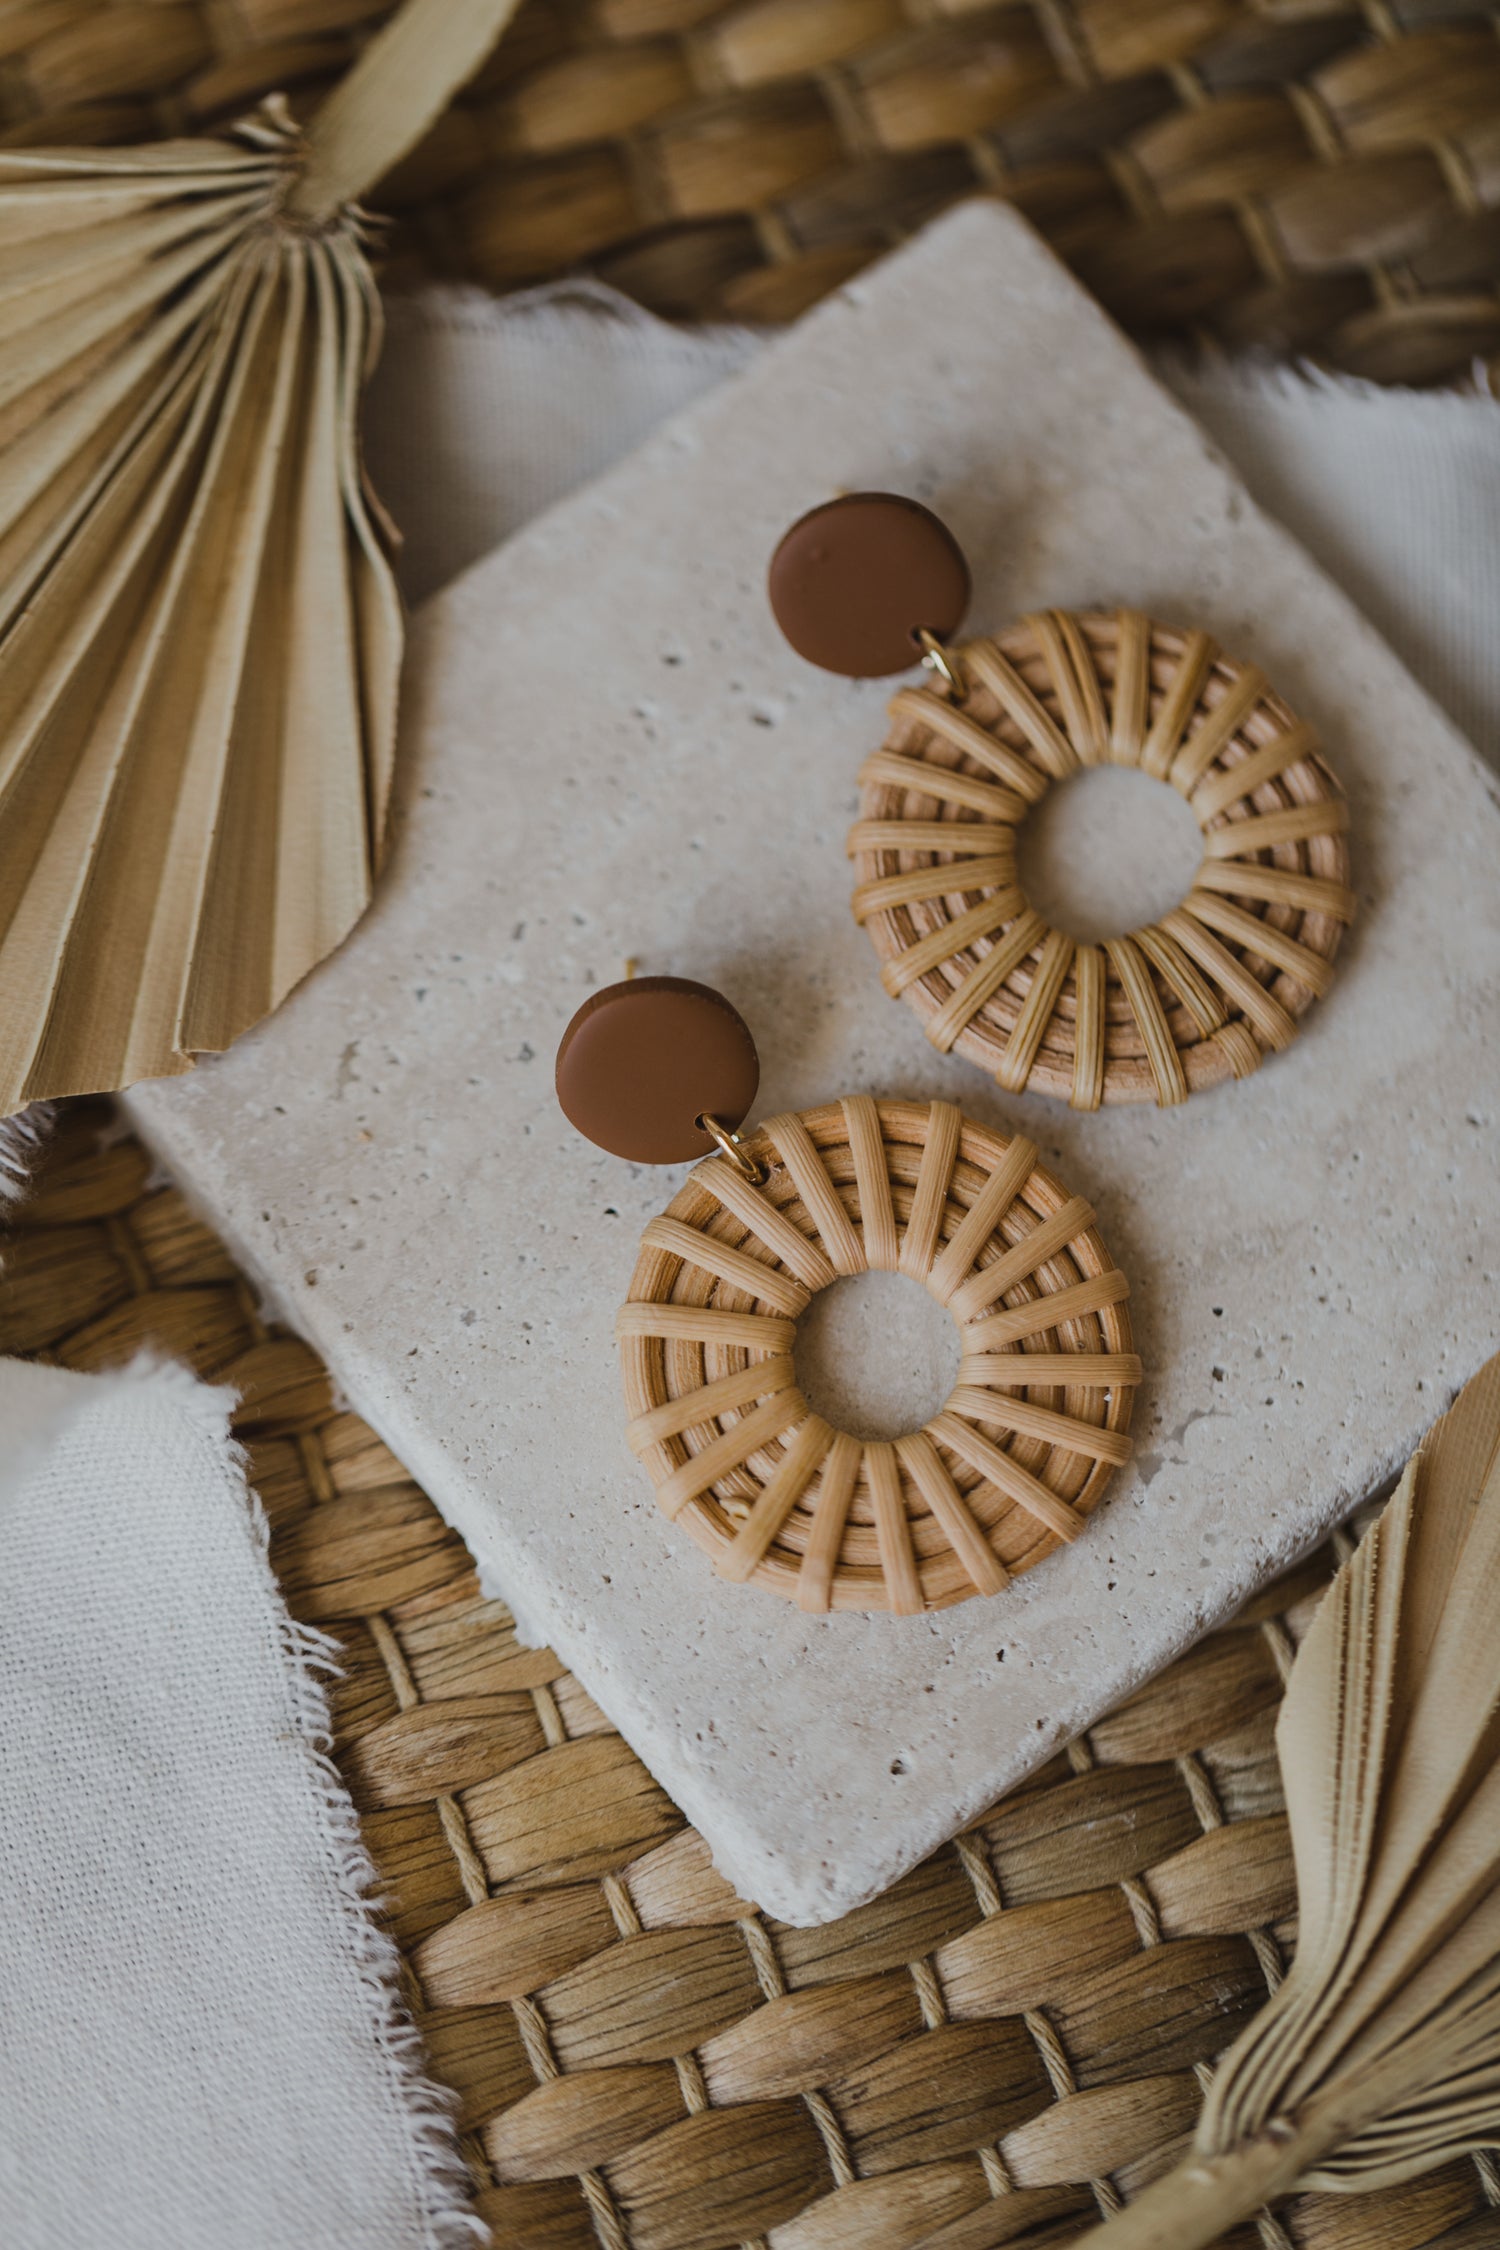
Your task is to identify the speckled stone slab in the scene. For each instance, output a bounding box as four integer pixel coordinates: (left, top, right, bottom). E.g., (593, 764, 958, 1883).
(128, 204, 1500, 1925)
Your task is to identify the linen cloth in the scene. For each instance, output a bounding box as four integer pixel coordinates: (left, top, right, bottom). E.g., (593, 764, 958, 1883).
(365, 282, 1500, 769)
(0, 1351, 479, 2250)
(2, 276, 1497, 2243)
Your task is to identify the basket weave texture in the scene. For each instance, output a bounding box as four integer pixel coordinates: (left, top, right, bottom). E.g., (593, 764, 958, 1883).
(9, 1100, 1500, 2249)
(1, 1, 1498, 384)
(853, 611, 1353, 1108)
(620, 1098, 1139, 1611)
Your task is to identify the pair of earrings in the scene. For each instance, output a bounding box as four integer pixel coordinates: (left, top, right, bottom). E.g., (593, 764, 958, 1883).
(555, 494, 1355, 1619)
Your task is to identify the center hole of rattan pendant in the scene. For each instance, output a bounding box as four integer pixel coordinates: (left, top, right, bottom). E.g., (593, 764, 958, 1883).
(793, 1271, 962, 1443)
(1016, 766, 1205, 945)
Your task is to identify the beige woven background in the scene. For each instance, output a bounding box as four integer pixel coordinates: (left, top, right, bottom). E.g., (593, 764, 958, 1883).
(10, 1102, 1500, 2248)
(2, 0, 1499, 383)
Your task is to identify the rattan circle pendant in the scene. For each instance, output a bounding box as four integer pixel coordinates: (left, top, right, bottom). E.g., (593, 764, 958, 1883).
(766, 497, 1355, 1109)
(619, 1097, 1138, 1613)
(851, 610, 1355, 1107)
(556, 980, 1141, 1616)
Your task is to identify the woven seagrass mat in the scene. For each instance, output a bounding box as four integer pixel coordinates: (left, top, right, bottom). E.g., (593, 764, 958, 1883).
(8, 1099, 1500, 2250)
(2, 0, 1499, 384)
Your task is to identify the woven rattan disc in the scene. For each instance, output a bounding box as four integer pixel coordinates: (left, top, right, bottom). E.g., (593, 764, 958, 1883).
(617, 1098, 1139, 1614)
(850, 610, 1356, 1108)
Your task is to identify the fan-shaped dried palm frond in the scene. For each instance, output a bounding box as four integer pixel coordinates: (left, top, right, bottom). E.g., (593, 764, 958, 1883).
(0, 0, 523, 1116)
(1079, 1349, 1500, 2248)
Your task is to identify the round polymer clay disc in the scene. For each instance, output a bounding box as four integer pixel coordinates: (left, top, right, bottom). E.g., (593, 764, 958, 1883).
(768, 492, 970, 677)
(556, 976, 760, 1163)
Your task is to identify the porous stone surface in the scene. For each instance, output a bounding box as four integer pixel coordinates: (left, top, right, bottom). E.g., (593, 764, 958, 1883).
(129, 204, 1500, 1924)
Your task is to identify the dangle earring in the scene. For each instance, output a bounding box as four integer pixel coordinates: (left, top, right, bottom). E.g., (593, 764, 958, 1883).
(555, 973, 1141, 1617)
(768, 494, 1355, 1109)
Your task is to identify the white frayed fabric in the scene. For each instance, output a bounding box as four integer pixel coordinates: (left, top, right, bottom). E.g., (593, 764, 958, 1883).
(365, 282, 1500, 768)
(0, 1353, 482, 2250)
(367, 281, 757, 605)
(1163, 355, 1500, 765)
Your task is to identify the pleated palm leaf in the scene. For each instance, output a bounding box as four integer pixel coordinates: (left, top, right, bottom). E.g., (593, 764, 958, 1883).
(1081, 1349, 1500, 2247)
(0, 0, 521, 1115)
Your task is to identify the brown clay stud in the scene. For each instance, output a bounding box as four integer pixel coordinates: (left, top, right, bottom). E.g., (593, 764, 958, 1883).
(768, 492, 970, 677)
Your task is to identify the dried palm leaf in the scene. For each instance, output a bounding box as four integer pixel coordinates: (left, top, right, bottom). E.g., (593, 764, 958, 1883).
(1080, 1349, 1500, 2247)
(0, 0, 523, 1115)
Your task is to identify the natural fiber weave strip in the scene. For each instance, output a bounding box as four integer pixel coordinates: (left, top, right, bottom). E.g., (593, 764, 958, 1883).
(2, 2, 1498, 384)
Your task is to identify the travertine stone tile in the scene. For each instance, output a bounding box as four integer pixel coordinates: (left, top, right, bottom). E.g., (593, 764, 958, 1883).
(129, 204, 1500, 1923)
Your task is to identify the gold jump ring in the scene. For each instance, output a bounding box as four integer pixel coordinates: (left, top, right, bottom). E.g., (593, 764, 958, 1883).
(915, 628, 964, 698)
(696, 1112, 766, 1184)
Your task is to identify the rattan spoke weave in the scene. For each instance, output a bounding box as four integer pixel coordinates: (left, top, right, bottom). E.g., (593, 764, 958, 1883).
(11, 1110, 1500, 2250)
(620, 1098, 1139, 1610)
(1, 2, 1496, 385)
(852, 611, 1353, 1108)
